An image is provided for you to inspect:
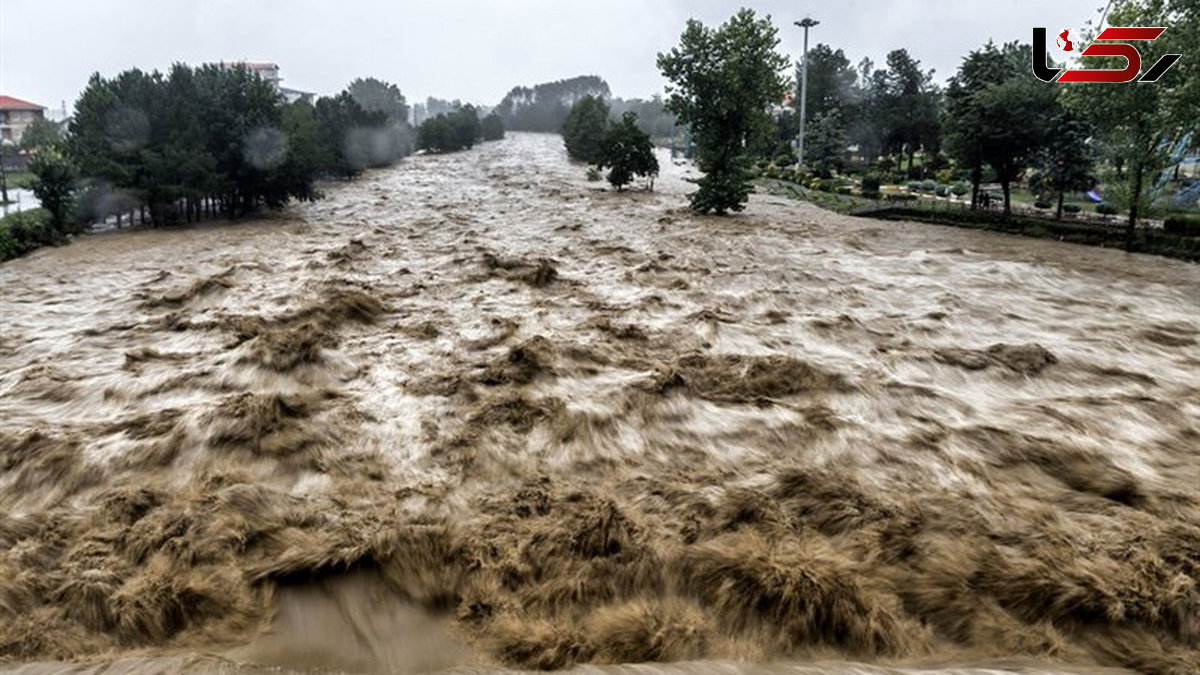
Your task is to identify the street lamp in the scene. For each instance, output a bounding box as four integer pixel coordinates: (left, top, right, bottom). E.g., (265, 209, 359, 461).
(794, 17, 819, 169)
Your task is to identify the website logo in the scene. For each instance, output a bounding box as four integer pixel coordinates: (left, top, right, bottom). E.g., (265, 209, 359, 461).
(1032, 26, 1181, 83)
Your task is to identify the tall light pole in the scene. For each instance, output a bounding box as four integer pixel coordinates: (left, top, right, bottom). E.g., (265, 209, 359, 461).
(794, 17, 819, 169)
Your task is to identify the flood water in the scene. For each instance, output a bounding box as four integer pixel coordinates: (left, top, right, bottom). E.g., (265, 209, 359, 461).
(1, 133, 1198, 674)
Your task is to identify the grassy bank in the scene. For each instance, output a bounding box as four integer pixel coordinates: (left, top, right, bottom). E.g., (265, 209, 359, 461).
(763, 179, 1200, 263)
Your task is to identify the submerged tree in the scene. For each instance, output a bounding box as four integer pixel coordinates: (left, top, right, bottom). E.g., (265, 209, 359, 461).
(597, 112, 659, 190)
(417, 106, 481, 153)
(658, 9, 790, 214)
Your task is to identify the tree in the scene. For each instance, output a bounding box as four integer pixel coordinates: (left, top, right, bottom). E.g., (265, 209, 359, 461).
(450, 105, 482, 150)
(868, 49, 940, 176)
(562, 95, 610, 163)
(1064, 0, 1199, 246)
(416, 106, 481, 153)
(658, 9, 790, 214)
(1028, 110, 1093, 219)
(346, 77, 410, 123)
(944, 41, 1056, 214)
(804, 109, 848, 177)
(481, 112, 505, 141)
(597, 112, 659, 190)
(29, 146, 79, 233)
(20, 117, 63, 153)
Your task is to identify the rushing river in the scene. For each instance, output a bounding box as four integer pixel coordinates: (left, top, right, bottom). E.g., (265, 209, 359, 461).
(1, 133, 1198, 674)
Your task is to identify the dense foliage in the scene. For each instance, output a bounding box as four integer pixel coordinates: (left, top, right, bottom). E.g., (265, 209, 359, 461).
(28, 146, 79, 233)
(597, 112, 659, 190)
(495, 76, 611, 132)
(417, 105, 484, 153)
(658, 9, 790, 214)
(0, 209, 57, 261)
(67, 65, 412, 227)
(562, 96, 611, 163)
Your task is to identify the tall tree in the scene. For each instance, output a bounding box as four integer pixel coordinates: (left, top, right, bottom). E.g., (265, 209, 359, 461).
(658, 9, 790, 214)
(1028, 110, 1094, 219)
(944, 41, 1056, 214)
(346, 77, 410, 123)
(562, 95, 610, 163)
(871, 49, 940, 176)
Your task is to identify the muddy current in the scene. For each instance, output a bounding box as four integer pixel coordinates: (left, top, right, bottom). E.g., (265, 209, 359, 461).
(1, 133, 1199, 675)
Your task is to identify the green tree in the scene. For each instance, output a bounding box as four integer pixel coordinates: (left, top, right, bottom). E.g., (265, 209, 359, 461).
(416, 106, 481, 153)
(20, 117, 63, 153)
(346, 77, 410, 123)
(804, 109, 848, 177)
(869, 49, 940, 176)
(598, 112, 660, 190)
(1064, 0, 1199, 245)
(29, 146, 79, 233)
(562, 95, 610, 163)
(658, 9, 790, 214)
(944, 41, 1056, 214)
(1027, 110, 1093, 219)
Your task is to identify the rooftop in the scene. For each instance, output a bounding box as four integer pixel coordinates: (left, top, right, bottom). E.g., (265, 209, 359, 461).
(0, 95, 45, 111)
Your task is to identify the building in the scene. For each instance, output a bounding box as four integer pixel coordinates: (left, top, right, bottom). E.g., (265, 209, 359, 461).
(215, 62, 314, 104)
(0, 95, 46, 144)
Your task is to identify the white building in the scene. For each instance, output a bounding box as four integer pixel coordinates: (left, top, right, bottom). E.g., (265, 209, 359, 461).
(216, 62, 314, 103)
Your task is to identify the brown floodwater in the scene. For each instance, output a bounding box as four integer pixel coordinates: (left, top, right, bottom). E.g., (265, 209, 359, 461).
(1, 133, 1198, 675)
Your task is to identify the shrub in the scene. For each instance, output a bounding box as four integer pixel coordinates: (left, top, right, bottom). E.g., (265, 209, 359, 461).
(1034, 200, 1053, 209)
(29, 147, 79, 233)
(884, 193, 919, 202)
(835, 186, 852, 195)
(1164, 214, 1200, 236)
(0, 208, 57, 261)
(818, 178, 839, 193)
(861, 175, 882, 199)
(918, 179, 937, 192)
(935, 185, 950, 198)
(586, 166, 602, 182)
(906, 181, 921, 191)
(1097, 204, 1119, 216)
(1062, 204, 1081, 214)
(951, 183, 969, 197)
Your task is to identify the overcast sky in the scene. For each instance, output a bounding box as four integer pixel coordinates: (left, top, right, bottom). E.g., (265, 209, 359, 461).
(2, 0, 1103, 113)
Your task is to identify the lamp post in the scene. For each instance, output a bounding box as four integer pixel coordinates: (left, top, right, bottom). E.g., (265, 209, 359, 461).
(794, 17, 819, 169)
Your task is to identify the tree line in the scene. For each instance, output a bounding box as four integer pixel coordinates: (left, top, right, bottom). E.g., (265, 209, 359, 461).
(24, 67, 421, 234)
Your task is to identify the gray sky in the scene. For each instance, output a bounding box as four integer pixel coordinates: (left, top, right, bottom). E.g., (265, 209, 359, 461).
(2, 0, 1102, 113)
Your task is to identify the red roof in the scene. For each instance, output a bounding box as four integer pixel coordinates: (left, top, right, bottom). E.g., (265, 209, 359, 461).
(0, 95, 44, 111)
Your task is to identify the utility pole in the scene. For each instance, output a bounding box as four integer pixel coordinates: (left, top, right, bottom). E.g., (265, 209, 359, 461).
(794, 17, 819, 169)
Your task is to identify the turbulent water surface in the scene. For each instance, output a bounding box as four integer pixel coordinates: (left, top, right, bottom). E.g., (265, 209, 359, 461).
(2, 133, 1199, 675)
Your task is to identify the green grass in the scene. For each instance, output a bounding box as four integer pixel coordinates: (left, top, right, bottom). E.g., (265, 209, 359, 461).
(2, 171, 36, 190)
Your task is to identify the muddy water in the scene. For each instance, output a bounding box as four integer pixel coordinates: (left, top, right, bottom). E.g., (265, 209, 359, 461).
(1, 133, 1198, 675)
